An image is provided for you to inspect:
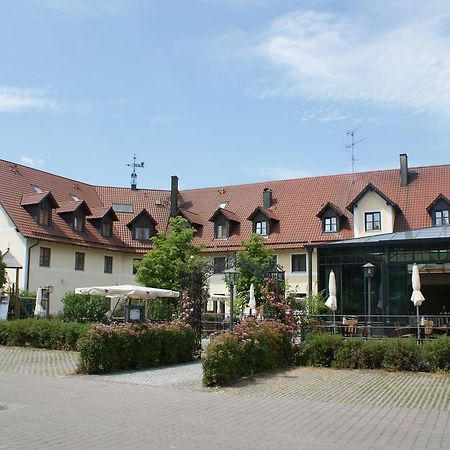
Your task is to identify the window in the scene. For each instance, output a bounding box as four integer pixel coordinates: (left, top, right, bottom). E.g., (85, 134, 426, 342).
(365, 212, 381, 231)
(324, 217, 337, 232)
(104, 256, 113, 274)
(112, 202, 133, 213)
(39, 207, 50, 227)
(213, 257, 226, 274)
(102, 222, 113, 237)
(39, 247, 51, 267)
(132, 258, 141, 275)
(72, 216, 84, 232)
(291, 254, 306, 273)
(255, 221, 268, 236)
(75, 252, 85, 271)
(133, 227, 150, 240)
(435, 210, 450, 226)
(216, 223, 229, 239)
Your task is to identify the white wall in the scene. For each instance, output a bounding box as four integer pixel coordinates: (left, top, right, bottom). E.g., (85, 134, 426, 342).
(352, 190, 395, 238)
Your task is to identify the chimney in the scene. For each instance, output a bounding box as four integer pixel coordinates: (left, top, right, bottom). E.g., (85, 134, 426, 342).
(263, 188, 272, 208)
(170, 175, 179, 217)
(400, 153, 409, 187)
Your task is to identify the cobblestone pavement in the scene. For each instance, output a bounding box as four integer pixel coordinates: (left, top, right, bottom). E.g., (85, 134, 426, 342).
(1, 346, 450, 449)
(0, 346, 79, 376)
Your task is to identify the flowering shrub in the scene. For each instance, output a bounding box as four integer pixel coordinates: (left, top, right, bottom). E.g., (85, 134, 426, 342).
(78, 321, 196, 374)
(0, 319, 90, 350)
(202, 319, 294, 386)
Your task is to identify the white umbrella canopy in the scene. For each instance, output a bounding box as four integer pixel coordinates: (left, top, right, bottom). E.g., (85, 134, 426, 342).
(410, 263, 425, 339)
(75, 284, 179, 299)
(248, 283, 256, 310)
(325, 270, 338, 312)
(410, 264, 425, 307)
(34, 287, 45, 317)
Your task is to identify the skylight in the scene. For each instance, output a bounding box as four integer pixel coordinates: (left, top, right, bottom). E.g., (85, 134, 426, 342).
(32, 185, 43, 193)
(112, 202, 133, 213)
(71, 195, 80, 201)
(219, 202, 227, 209)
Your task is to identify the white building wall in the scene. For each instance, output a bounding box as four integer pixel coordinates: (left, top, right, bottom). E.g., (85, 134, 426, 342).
(353, 191, 395, 238)
(28, 242, 138, 313)
(0, 204, 28, 290)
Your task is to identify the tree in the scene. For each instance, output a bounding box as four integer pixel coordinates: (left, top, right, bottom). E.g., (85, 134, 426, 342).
(136, 216, 205, 291)
(234, 234, 274, 309)
(0, 259, 6, 292)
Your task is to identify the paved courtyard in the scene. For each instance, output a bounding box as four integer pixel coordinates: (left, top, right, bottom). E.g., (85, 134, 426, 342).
(1, 346, 450, 449)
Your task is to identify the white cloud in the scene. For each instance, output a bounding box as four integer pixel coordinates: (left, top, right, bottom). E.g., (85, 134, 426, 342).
(147, 115, 178, 125)
(251, 1, 450, 117)
(20, 156, 46, 167)
(32, 0, 132, 17)
(0, 86, 59, 112)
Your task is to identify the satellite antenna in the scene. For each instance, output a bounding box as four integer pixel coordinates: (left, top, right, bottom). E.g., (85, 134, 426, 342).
(127, 154, 144, 190)
(346, 127, 365, 178)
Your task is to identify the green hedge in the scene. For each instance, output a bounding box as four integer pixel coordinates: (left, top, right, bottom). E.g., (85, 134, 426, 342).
(0, 319, 91, 351)
(202, 319, 294, 386)
(77, 321, 197, 374)
(297, 334, 450, 373)
(62, 293, 110, 323)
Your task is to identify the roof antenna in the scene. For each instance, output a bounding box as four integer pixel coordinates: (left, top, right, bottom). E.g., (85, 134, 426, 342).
(127, 154, 144, 190)
(346, 127, 365, 181)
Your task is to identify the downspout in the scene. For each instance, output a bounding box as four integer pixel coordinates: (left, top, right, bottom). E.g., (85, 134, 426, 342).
(306, 246, 314, 297)
(26, 239, 39, 291)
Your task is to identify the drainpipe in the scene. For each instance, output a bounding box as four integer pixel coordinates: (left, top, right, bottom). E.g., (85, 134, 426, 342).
(26, 239, 39, 291)
(306, 246, 314, 297)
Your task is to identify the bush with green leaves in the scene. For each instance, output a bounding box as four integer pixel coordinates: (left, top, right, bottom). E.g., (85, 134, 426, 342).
(296, 333, 344, 367)
(77, 321, 197, 374)
(423, 336, 450, 372)
(62, 293, 110, 323)
(202, 319, 294, 386)
(381, 338, 423, 372)
(0, 318, 90, 350)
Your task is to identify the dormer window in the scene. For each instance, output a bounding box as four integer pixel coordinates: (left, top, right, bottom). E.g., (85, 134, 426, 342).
(126, 209, 157, 241)
(57, 200, 92, 234)
(316, 202, 345, 234)
(87, 207, 118, 238)
(435, 210, 449, 226)
(247, 206, 279, 237)
(209, 208, 240, 240)
(324, 217, 337, 233)
(365, 212, 381, 231)
(21, 191, 59, 228)
(427, 195, 450, 227)
(255, 220, 268, 236)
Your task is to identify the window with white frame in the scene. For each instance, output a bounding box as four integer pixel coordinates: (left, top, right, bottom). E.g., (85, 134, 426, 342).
(435, 210, 450, 226)
(324, 217, 337, 232)
(255, 220, 268, 235)
(365, 211, 381, 231)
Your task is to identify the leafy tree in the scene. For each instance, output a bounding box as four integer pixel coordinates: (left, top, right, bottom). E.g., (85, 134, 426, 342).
(234, 234, 274, 309)
(0, 259, 6, 292)
(136, 216, 206, 291)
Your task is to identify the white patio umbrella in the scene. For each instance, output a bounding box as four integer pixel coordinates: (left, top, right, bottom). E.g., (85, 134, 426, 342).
(325, 270, 338, 332)
(410, 263, 425, 340)
(75, 284, 179, 299)
(248, 283, 256, 316)
(34, 287, 45, 317)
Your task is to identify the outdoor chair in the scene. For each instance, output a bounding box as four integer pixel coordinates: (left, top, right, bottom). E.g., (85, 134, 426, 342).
(309, 319, 325, 334)
(343, 319, 359, 337)
(394, 322, 414, 338)
(423, 319, 434, 338)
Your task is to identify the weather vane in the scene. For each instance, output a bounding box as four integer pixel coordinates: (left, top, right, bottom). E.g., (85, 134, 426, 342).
(127, 154, 144, 190)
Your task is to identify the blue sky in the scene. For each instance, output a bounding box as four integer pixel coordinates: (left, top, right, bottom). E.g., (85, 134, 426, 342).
(1, 0, 450, 190)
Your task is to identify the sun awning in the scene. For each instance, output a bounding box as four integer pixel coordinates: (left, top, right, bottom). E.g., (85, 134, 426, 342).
(74, 284, 179, 299)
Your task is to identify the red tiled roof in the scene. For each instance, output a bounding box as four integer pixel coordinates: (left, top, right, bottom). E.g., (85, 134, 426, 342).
(179, 208, 204, 226)
(426, 194, 450, 212)
(247, 206, 280, 221)
(87, 207, 119, 222)
(21, 191, 59, 208)
(2, 158, 450, 255)
(57, 200, 92, 215)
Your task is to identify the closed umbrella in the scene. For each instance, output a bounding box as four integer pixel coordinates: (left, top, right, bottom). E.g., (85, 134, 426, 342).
(325, 270, 338, 332)
(34, 287, 45, 317)
(248, 283, 256, 316)
(411, 263, 425, 339)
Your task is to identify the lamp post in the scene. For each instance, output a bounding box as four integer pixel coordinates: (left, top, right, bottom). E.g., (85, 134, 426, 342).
(362, 263, 375, 338)
(224, 267, 238, 331)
